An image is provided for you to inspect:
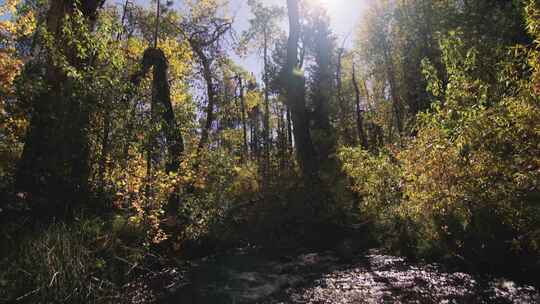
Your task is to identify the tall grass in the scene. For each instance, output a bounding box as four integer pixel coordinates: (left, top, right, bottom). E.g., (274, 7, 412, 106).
(0, 215, 146, 303)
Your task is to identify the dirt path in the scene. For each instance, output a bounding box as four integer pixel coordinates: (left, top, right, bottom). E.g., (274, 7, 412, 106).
(125, 249, 539, 304)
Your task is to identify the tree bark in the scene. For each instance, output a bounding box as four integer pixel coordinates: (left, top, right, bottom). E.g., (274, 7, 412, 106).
(311, 19, 336, 163)
(352, 62, 368, 149)
(196, 50, 217, 154)
(382, 40, 403, 135)
(16, 0, 105, 215)
(250, 105, 261, 161)
(262, 28, 271, 179)
(285, 0, 318, 181)
(132, 48, 185, 215)
(336, 48, 355, 146)
(237, 75, 249, 161)
(286, 106, 293, 154)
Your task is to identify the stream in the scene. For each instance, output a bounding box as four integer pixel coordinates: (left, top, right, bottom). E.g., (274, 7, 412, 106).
(124, 248, 540, 304)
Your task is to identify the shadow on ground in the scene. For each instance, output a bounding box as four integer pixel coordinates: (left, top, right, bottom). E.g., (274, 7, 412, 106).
(124, 248, 540, 304)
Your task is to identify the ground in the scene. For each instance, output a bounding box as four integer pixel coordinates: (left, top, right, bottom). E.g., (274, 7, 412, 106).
(123, 248, 540, 304)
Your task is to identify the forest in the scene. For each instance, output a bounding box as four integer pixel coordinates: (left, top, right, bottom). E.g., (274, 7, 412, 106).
(1, 0, 540, 303)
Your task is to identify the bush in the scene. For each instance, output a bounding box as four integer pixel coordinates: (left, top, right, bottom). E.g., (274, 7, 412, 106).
(339, 147, 402, 216)
(399, 32, 540, 267)
(338, 147, 416, 255)
(340, 29, 540, 271)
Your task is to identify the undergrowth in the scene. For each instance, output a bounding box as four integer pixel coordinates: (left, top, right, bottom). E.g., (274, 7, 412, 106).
(0, 213, 154, 303)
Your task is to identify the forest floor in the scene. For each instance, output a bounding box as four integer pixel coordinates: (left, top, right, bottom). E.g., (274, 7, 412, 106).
(124, 248, 540, 304)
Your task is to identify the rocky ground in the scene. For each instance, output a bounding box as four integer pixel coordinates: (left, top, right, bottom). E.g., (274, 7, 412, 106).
(123, 249, 539, 304)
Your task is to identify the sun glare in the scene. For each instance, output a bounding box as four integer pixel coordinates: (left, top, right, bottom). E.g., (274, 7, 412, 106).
(306, 0, 364, 39)
(311, 0, 334, 9)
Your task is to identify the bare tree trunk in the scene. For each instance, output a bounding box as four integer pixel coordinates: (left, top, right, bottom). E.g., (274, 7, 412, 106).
(237, 75, 249, 161)
(153, 0, 160, 48)
(277, 104, 287, 172)
(352, 62, 368, 149)
(131, 48, 185, 215)
(182, 18, 231, 162)
(196, 52, 217, 154)
(287, 106, 293, 154)
(250, 105, 261, 161)
(382, 42, 403, 135)
(362, 79, 372, 111)
(336, 48, 355, 145)
(263, 28, 271, 180)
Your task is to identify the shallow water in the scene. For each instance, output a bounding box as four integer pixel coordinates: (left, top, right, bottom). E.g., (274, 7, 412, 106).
(127, 248, 540, 304)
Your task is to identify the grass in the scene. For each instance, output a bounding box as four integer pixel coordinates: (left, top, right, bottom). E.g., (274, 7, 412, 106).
(0, 213, 149, 303)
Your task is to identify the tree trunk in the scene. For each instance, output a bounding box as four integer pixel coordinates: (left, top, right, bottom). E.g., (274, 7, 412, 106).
(131, 48, 185, 215)
(277, 105, 287, 171)
(311, 21, 336, 163)
(382, 41, 403, 135)
(237, 75, 249, 161)
(263, 28, 271, 180)
(336, 48, 355, 146)
(285, 0, 318, 181)
(250, 105, 261, 161)
(286, 106, 293, 154)
(352, 62, 368, 149)
(16, 0, 105, 215)
(196, 51, 217, 154)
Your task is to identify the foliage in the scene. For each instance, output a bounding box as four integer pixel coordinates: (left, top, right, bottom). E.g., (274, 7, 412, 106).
(338, 147, 417, 254)
(341, 22, 540, 269)
(397, 29, 540, 263)
(1, 0, 540, 297)
(0, 0, 35, 188)
(0, 215, 147, 303)
(339, 147, 401, 219)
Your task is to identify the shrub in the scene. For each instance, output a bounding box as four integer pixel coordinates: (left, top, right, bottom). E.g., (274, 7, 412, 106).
(399, 31, 540, 266)
(338, 147, 415, 254)
(340, 28, 540, 270)
(339, 147, 402, 220)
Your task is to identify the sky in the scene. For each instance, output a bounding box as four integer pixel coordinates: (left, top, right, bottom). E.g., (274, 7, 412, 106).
(0, 0, 367, 78)
(227, 0, 367, 78)
(228, 0, 366, 38)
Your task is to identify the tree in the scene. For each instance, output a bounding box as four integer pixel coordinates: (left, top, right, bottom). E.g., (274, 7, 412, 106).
(335, 46, 356, 146)
(242, 0, 285, 180)
(0, 0, 33, 190)
(304, 7, 337, 166)
(178, 1, 232, 159)
(236, 74, 249, 160)
(284, 0, 318, 181)
(356, 0, 531, 142)
(351, 61, 367, 149)
(16, 0, 106, 215)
